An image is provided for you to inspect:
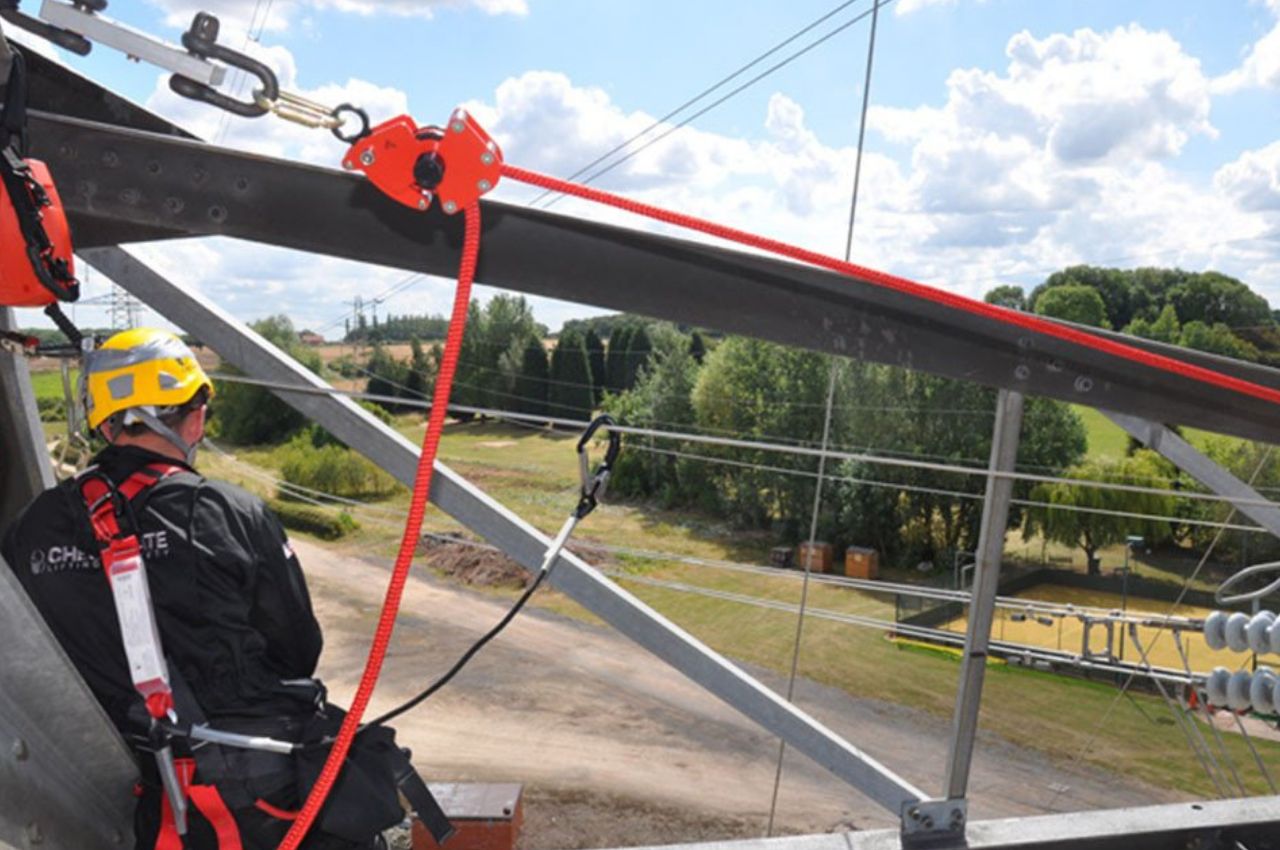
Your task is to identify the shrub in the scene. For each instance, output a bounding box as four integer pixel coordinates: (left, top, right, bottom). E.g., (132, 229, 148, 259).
(267, 499, 359, 540)
(278, 437, 399, 500)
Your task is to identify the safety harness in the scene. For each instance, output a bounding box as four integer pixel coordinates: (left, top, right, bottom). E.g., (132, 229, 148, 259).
(77, 462, 454, 850)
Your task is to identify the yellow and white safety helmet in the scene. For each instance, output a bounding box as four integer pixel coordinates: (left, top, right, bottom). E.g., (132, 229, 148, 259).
(83, 327, 214, 432)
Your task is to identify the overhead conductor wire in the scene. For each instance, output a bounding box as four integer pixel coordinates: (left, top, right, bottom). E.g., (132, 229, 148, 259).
(531, 0, 871, 207)
(768, 1, 880, 834)
(541, 0, 896, 208)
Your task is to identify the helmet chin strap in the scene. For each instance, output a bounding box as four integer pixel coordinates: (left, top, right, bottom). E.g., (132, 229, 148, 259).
(116, 408, 197, 465)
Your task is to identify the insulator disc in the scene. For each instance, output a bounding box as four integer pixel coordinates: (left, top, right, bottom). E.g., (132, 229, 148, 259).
(1204, 611, 1229, 651)
(1248, 611, 1277, 655)
(1206, 667, 1232, 707)
(1226, 612, 1252, 653)
(1228, 670, 1254, 711)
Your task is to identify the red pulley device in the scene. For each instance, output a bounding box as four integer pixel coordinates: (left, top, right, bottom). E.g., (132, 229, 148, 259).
(0, 157, 77, 307)
(342, 107, 502, 213)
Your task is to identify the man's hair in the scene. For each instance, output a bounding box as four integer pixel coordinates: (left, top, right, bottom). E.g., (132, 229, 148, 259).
(117, 386, 211, 438)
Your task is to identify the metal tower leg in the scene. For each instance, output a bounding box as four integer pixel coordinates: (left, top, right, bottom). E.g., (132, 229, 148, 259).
(80, 245, 926, 815)
(0, 311, 138, 850)
(910, 390, 1024, 844)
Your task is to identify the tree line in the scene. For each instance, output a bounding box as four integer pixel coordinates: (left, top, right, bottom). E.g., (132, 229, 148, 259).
(987, 265, 1274, 363)
(358, 296, 706, 422)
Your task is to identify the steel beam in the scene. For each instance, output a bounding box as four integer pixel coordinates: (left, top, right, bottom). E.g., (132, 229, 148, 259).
(592, 796, 1280, 850)
(943, 390, 1025, 801)
(80, 244, 926, 815)
(20, 103, 1280, 443)
(1104, 410, 1280, 540)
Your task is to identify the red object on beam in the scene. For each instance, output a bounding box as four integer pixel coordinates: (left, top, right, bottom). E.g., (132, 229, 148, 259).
(342, 109, 501, 214)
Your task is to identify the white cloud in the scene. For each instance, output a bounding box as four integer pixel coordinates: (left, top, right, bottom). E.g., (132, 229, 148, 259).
(1212, 0, 1280, 93)
(1217, 141, 1280, 212)
(894, 0, 959, 15)
(864, 25, 1217, 245)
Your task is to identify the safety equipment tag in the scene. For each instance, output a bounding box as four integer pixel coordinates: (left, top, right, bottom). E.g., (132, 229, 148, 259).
(105, 536, 173, 718)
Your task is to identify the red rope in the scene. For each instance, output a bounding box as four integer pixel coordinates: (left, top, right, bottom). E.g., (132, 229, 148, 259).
(276, 202, 482, 850)
(501, 162, 1280, 408)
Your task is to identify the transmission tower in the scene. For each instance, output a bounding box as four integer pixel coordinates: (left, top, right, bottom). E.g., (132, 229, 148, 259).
(108, 284, 142, 330)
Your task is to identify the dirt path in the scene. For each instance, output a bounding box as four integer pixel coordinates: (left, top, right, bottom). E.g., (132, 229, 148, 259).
(293, 539, 1176, 843)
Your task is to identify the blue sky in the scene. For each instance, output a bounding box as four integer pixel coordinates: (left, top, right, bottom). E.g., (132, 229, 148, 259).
(14, 0, 1280, 335)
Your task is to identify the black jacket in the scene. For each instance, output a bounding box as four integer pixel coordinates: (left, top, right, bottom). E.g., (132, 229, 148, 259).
(1, 445, 324, 734)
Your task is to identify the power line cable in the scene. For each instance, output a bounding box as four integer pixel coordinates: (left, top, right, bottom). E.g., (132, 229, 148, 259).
(544, 0, 895, 207)
(529, 0, 870, 206)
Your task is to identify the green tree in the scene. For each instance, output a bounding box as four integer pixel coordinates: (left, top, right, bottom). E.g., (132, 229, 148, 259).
(364, 343, 409, 412)
(513, 336, 549, 418)
(623, 325, 654, 391)
(1168, 272, 1271, 329)
(689, 330, 707, 364)
(1179, 321, 1258, 360)
(984, 285, 1028, 311)
(1022, 451, 1175, 575)
(1033, 284, 1111, 329)
(603, 341, 706, 505)
(451, 301, 487, 419)
(606, 325, 634, 394)
(403, 336, 435, 401)
(212, 316, 318, 444)
(584, 329, 607, 404)
(1033, 266, 1135, 328)
(549, 330, 594, 421)
(692, 338, 833, 537)
(1150, 303, 1183, 343)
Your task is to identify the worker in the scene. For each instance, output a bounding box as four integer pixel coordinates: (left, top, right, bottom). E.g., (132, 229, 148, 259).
(0, 328, 424, 850)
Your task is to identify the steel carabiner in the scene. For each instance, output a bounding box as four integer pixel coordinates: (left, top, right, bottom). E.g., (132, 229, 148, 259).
(168, 12, 278, 119)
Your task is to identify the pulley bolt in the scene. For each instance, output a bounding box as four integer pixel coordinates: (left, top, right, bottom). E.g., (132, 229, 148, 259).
(413, 152, 446, 191)
(417, 199, 428, 211)
(451, 121, 465, 134)
(477, 179, 492, 192)
(443, 201, 458, 214)
(480, 152, 495, 166)
(360, 149, 376, 167)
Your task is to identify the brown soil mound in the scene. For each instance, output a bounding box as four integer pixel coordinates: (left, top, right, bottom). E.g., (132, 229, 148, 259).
(421, 536, 614, 590)
(424, 537, 532, 589)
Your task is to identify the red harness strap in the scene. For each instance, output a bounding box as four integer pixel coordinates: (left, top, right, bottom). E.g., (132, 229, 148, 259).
(155, 759, 245, 850)
(79, 462, 185, 720)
